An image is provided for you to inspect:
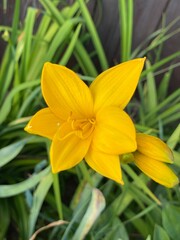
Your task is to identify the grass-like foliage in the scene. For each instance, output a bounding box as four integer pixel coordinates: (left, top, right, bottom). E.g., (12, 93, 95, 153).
(0, 0, 179, 239)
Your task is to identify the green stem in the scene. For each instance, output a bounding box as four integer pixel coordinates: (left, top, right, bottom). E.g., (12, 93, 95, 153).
(119, 0, 133, 61)
(78, 161, 94, 186)
(119, 0, 127, 62)
(46, 140, 63, 219)
(127, 0, 133, 59)
(52, 173, 63, 219)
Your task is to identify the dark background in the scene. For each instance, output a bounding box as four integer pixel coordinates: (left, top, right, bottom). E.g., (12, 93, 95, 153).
(0, 0, 179, 90)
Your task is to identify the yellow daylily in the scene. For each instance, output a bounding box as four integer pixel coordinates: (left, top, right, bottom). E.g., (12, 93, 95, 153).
(134, 133, 179, 188)
(25, 58, 145, 184)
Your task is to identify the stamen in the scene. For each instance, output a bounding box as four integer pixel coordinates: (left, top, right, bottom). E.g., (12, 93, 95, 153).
(58, 130, 75, 140)
(89, 118, 95, 124)
(61, 114, 96, 140)
(71, 119, 75, 130)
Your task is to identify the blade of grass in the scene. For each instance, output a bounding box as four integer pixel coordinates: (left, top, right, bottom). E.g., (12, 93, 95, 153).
(0, 199, 10, 240)
(141, 51, 180, 78)
(78, 0, 108, 70)
(62, 1, 80, 20)
(123, 203, 157, 224)
(74, 40, 98, 76)
(40, 0, 98, 76)
(40, 0, 64, 25)
(59, 23, 82, 65)
(153, 225, 170, 240)
(146, 59, 158, 113)
(108, 187, 133, 216)
(119, 0, 127, 61)
(11, 0, 20, 46)
(17, 87, 41, 118)
(119, 0, 133, 61)
(144, 88, 180, 121)
(0, 0, 20, 98)
(12, 195, 29, 240)
(0, 166, 50, 198)
(126, 0, 133, 60)
(27, 22, 59, 81)
(0, 138, 30, 167)
(28, 171, 53, 237)
(78, 161, 94, 186)
(45, 140, 63, 220)
(20, 7, 37, 83)
(133, 17, 180, 58)
(0, 80, 40, 124)
(44, 18, 81, 62)
(52, 173, 63, 220)
(122, 165, 161, 204)
(148, 103, 180, 127)
(0, 46, 15, 103)
(72, 189, 105, 240)
(124, 210, 152, 238)
(167, 124, 180, 150)
(157, 68, 173, 101)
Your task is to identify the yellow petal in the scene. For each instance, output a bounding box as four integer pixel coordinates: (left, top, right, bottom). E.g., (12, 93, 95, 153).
(24, 108, 60, 139)
(90, 58, 145, 112)
(92, 107, 137, 154)
(134, 152, 179, 188)
(85, 147, 124, 184)
(50, 129, 91, 173)
(136, 133, 173, 163)
(42, 63, 93, 120)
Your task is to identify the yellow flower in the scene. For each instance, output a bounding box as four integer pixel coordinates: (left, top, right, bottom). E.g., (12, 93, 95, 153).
(134, 133, 179, 188)
(25, 58, 145, 184)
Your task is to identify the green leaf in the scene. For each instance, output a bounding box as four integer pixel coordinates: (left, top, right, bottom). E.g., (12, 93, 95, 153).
(157, 68, 173, 101)
(0, 80, 40, 124)
(72, 188, 106, 240)
(44, 18, 81, 62)
(144, 88, 180, 123)
(162, 203, 180, 240)
(28, 171, 53, 237)
(167, 124, 180, 150)
(20, 7, 37, 82)
(78, 0, 108, 70)
(0, 138, 30, 168)
(40, 0, 98, 77)
(0, 166, 50, 197)
(74, 40, 98, 76)
(59, 23, 82, 66)
(122, 165, 161, 204)
(0, 199, 10, 239)
(145, 59, 158, 113)
(124, 209, 151, 238)
(11, 194, 29, 240)
(153, 224, 170, 240)
(0, 47, 15, 103)
(141, 51, 180, 78)
(118, 0, 133, 61)
(103, 217, 129, 240)
(17, 87, 41, 118)
(62, 186, 105, 240)
(11, 0, 20, 45)
(40, 0, 64, 25)
(146, 235, 151, 240)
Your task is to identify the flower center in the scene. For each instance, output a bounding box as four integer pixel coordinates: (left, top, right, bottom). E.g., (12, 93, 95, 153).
(59, 114, 96, 140)
(69, 117, 96, 139)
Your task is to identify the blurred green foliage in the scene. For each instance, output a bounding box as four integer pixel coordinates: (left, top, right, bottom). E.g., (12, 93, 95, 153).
(0, 0, 179, 239)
